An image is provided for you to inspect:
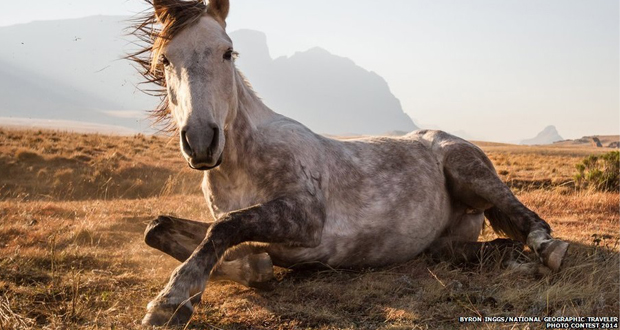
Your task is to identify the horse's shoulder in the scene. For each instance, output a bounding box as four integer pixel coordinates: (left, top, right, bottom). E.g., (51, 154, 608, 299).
(245, 117, 325, 191)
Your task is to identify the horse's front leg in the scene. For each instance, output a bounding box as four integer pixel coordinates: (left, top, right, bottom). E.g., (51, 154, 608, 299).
(141, 195, 325, 326)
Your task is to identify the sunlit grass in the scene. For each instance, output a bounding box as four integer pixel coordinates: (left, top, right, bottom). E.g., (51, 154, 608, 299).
(0, 128, 618, 329)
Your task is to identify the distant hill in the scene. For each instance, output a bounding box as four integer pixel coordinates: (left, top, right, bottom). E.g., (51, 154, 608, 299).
(553, 135, 620, 148)
(0, 17, 416, 135)
(520, 125, 564, 145)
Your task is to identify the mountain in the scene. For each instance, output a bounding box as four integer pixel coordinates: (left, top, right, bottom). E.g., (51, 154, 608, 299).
(520, 125, 564, 145)
(0, 17, 416, 135)
(231, 30, 417, 135)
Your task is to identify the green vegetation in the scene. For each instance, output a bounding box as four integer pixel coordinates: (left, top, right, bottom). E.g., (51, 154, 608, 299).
(574, 151, 619, 192)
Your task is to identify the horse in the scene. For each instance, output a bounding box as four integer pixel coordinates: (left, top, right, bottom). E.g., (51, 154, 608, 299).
(130, 0, 569, 326)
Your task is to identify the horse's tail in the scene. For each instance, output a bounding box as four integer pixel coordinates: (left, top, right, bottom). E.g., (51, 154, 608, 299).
(484, 207, 526, 242)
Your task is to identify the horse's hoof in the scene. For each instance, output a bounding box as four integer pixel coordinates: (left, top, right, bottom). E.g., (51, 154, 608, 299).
(142, 301, 194, 326)
(249, 252, 274, 282)
(540, 240, 569, 272)
(244, 252, 274, 290)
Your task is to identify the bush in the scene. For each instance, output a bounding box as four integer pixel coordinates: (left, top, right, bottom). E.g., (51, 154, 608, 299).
(574, 151, 619, 192)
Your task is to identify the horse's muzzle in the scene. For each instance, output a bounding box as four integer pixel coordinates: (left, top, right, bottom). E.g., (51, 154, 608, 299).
(180, 125, 223, 170)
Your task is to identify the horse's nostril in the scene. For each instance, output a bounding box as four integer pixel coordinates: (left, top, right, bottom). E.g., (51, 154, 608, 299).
(209, 127, 219, 152)
(181, 128, 194, 157)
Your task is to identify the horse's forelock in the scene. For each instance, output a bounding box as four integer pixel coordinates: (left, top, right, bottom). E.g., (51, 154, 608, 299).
(128, 0, 208, 132)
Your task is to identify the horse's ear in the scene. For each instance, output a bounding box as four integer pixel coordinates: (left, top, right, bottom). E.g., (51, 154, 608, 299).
(207, 0, 229, 23)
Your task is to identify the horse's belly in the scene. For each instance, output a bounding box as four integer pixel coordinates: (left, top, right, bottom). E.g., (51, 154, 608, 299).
(267, 191, 453, 268)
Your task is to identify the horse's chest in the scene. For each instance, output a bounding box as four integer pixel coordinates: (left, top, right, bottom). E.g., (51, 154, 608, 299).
(202, 173, 266, 218)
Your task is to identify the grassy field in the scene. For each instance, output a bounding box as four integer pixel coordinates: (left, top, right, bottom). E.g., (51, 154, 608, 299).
(0, 128, 618, 329)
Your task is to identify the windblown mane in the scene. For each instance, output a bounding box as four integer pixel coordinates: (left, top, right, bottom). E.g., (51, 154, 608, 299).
(128, 0, 208, 131)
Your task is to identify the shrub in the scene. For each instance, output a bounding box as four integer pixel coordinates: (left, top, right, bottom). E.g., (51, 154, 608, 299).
(574, 151, 619, 192)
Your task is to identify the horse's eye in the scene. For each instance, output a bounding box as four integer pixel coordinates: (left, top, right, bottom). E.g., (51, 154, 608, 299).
(160, 54, 170, 67)
(223, 49, 234, 61)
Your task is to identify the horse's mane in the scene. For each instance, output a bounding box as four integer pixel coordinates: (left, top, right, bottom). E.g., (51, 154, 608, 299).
(128, 0, 207, 131)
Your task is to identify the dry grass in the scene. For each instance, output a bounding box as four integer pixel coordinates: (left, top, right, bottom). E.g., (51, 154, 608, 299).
(0, 128, 202, 201)
(480, 143, 615, 191)
(0, 128, 618, 329)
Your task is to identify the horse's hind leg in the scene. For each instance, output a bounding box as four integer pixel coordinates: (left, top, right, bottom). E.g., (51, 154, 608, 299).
(144, 216, 274, 288)
(430, 237, 524, 267)
(429, 210, 524, 267)
(442, 144, 569, 271)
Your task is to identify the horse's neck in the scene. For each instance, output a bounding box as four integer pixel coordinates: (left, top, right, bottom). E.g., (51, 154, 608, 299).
(221, 69, 276, 169)
(234, 70, 276, 129)
(205, 73, 275, 216)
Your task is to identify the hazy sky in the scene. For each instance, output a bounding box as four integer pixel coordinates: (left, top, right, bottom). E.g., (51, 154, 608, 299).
(2, 0, 618, 142)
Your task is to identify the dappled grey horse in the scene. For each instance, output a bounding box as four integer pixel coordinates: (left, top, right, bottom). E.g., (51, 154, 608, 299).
(130, 0, 569, 326)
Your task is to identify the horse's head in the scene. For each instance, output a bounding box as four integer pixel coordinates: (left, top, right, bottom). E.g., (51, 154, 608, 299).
(151, 0, 235, 170)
